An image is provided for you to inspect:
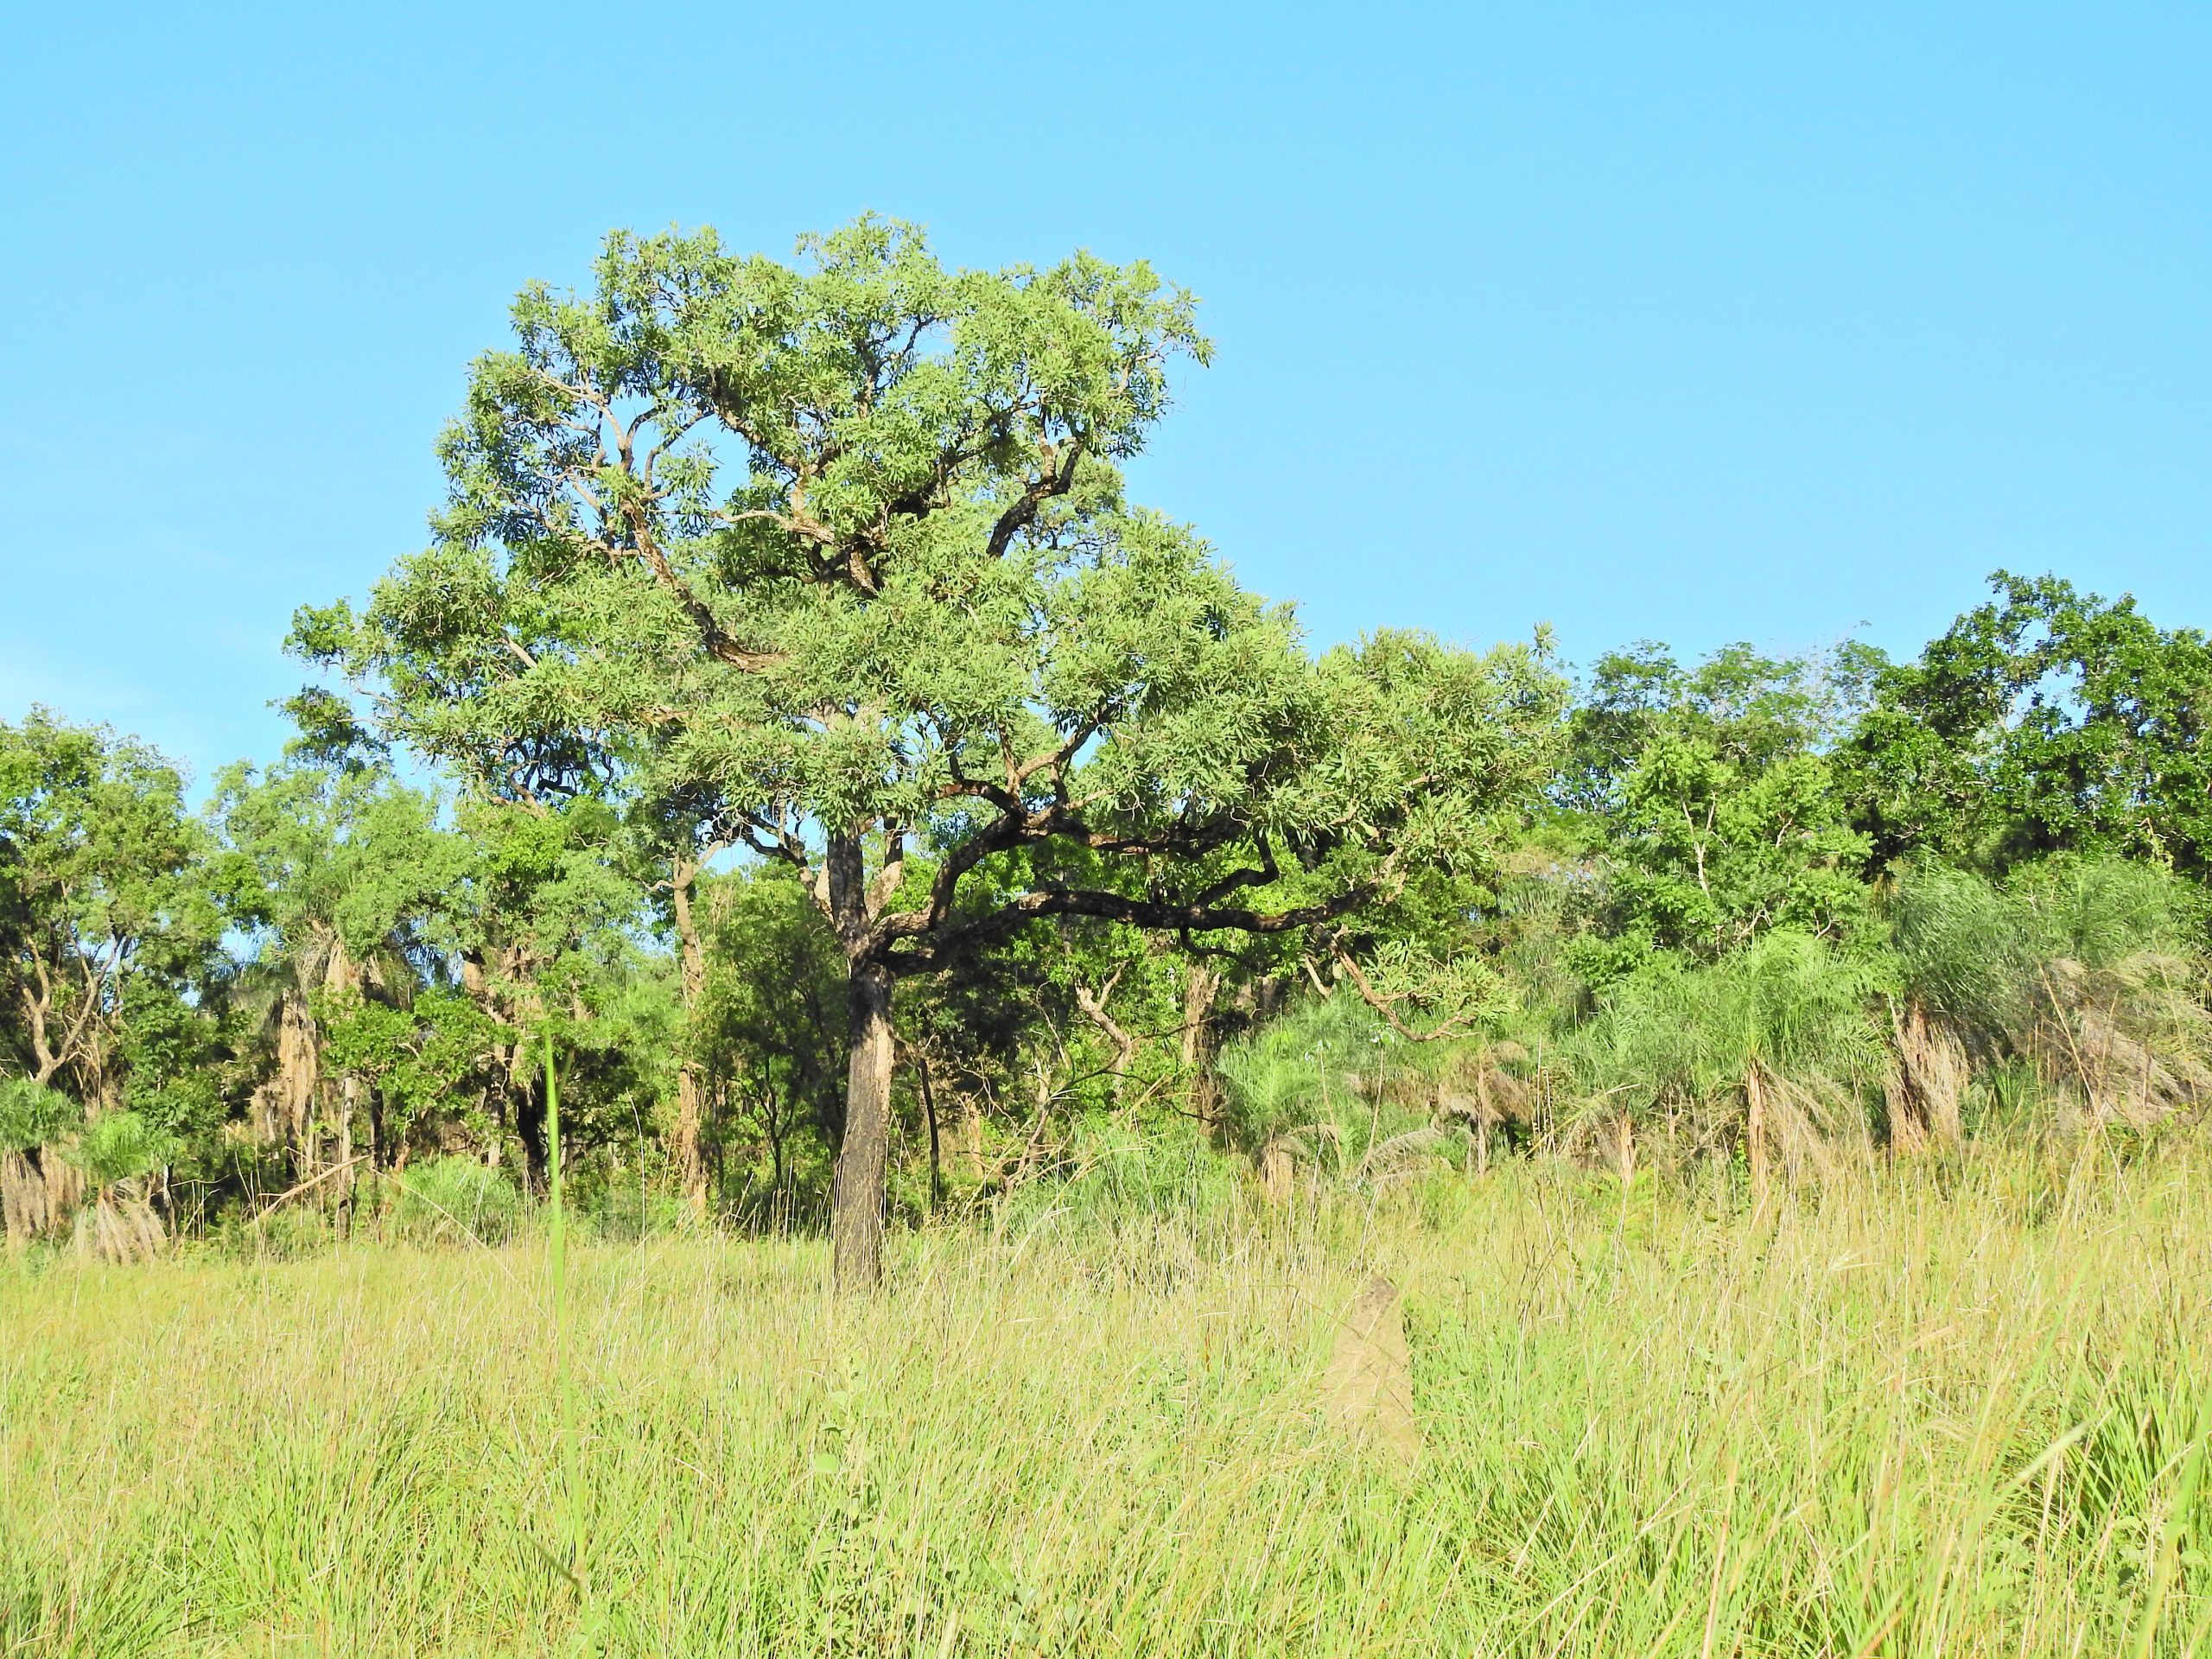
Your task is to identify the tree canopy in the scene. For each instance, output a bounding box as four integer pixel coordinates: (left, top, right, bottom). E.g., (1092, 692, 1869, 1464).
(1844, 573, 2212, 879)
(293, 217, 1567, 1285)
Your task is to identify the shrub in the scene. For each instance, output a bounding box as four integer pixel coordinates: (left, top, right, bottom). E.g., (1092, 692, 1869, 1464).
(0, 1081, 73, 1154)
(62, 1110, 179, 1192)
(386, 1157, 522, 1247)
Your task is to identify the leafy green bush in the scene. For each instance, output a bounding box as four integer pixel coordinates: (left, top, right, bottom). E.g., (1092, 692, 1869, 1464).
(208, 1204, 336, 1262)
(385, 1158, 521, 1247)
(588, 1185, 701, 1243)
(0, 1080, 73, 1154)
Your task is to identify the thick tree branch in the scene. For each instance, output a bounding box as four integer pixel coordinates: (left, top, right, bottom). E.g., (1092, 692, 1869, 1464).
(616, 499, 785, 671)
(985, 441, 1084, 562)
(865, 830, 906, 921)
(883, 880, 1371, 974)
(735, 811, 810, 872)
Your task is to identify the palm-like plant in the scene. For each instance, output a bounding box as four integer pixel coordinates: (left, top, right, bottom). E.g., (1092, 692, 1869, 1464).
(0, 1080, 77, 1249)
(1709, 933, 1889, 1186)
(1568, 963, 1707, 1177)
(1573, 931, 1886, 1187)
(60, 1109, 178, 1264)
(0, 1080, 74, 1155)
(1890, 858, 2210, 1131)
(1217, 995, 1458, 1192)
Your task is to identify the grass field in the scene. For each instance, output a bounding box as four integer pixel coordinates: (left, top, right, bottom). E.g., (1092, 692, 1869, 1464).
(5, 1147, 2210, 1656)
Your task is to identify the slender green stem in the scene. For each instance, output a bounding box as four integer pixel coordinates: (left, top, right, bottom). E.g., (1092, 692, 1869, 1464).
(2127, 1422, 2205, 1659)
(545, 1031, 584, 1583)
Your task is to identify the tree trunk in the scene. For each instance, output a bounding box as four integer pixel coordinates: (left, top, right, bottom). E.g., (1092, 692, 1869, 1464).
(513, 1065, 547, 1190)
(269, 985, 320, 1177)
(962, 1090, 984, 1182)
(462, 945, 537, 1174)
(670, 863, 711, 1221)
(760, 1084, 785, 1197)
(1181, 962, 1224, 1128)
(1073, 973, 1137, 1114)
(830, 960, 896, 1293)
(1017, 1062, 1056, 1182)
(917, 1053, 942, 1213)
(334, 1078, 356, 1231)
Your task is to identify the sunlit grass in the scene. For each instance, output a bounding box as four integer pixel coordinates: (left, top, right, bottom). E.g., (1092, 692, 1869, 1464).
(3, 1144, 2209, 1656)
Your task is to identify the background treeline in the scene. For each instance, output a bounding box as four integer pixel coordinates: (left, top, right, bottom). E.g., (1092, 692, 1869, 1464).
(6, 567, 2209, 1260)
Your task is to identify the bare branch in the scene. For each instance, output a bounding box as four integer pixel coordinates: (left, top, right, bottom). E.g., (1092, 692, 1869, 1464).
(736, 811, 810, 871)
(885, 880, 1372, 973)
(1329, 948, 1479, 1044)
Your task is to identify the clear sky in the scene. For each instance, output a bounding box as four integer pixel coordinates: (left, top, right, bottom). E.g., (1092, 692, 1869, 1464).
(3, 2, 2205, 787)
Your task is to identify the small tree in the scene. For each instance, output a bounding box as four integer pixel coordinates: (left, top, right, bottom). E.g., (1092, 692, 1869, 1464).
(1842, 573, 2212, 880)
(694, 864, 847, 1205)
(1, 710, 219, 1102)
(0, 1078, 73, 1248)
(209, 754, 461, 1183)
(319, 988, 512, 1171)
(297, 219, 1566, 1287)
(1561, 642, 1876, 975)
(436, 797, 643, 1183)
(62, 1109, 178, 1264)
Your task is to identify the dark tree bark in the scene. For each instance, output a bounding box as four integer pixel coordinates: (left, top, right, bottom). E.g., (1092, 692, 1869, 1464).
(668, 858, 711, 1219)
(795, 810, 1380, 1293)
(830, 960, 896, 1292)
(513, 1065, 547, 1189)
(916, 1052, 943, 1212)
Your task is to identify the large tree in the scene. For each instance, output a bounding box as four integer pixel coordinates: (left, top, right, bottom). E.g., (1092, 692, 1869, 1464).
(296, 218, 1564, 1287)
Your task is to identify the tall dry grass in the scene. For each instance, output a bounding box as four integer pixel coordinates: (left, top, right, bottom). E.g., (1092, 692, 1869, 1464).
(3, 1142, 2209, 1656)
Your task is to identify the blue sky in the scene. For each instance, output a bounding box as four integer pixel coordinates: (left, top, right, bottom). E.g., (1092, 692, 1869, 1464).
(3, 2, 2205, 787)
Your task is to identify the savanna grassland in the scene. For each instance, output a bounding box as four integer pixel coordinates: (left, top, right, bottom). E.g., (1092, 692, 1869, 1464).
(10, 217, 2212, 1656)
(8, 1144, 2210, 1658)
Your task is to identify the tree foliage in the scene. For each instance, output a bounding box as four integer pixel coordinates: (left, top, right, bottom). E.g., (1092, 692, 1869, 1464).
(0, 709, 220, 1111)
(1845, 573, 2212, 879)
(1564, 643, 1874, 979)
